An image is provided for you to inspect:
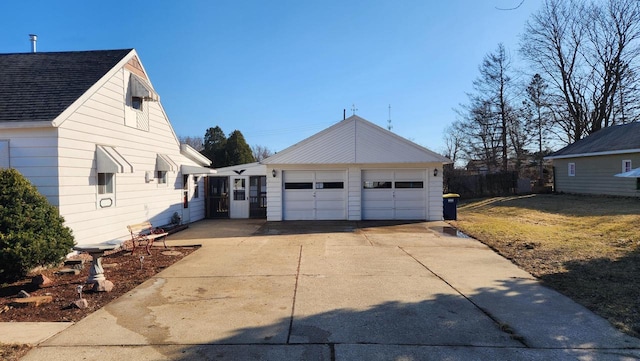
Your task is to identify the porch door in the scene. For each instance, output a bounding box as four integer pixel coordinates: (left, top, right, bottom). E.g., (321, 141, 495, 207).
(249, 176, 267, 218)
(230, 176, 250, 218)
(207, 177, 229, 218)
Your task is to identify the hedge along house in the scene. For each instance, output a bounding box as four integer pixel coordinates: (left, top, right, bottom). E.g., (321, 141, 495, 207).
(0, 49, 215, 246)
(261, 115, 451, 221)
(545, 122, 640, 197)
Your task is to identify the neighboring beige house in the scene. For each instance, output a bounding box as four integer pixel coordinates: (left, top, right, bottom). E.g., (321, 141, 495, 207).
(545, 122, 640, 197)
(262, 115, 451, 221)
(0, 49, 215, 246)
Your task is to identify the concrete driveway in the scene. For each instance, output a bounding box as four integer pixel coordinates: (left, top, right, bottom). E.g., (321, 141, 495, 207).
(21, 220, 640, 360)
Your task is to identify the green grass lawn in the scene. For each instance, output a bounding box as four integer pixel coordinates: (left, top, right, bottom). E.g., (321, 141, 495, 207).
(449, 193, 640, 337)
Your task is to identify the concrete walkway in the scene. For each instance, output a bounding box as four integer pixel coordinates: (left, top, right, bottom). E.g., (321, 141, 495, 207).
(15, 219, 640, 360)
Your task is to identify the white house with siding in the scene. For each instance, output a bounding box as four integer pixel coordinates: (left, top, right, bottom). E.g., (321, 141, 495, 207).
(261, 115, 451, 221)
(0, 49, 215, 246)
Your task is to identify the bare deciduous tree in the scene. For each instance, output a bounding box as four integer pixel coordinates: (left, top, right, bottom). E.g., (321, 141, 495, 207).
(472, 43, 516, 171)
(251, 144, 274, 162)
(178, 136, 204, 151)
(521, 0, 640, 144)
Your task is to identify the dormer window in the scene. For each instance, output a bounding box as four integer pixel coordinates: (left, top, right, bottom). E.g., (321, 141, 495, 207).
(125, 73, 158, 131)
(131, 96, 143, 110)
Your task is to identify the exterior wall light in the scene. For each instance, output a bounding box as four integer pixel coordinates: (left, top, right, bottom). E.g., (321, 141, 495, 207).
(272, 169, 277, 178)
(433, 168, 438, 177)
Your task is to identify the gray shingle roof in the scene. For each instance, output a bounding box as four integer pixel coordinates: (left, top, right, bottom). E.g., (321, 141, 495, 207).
(0, 49, 132, 123)
(548, 122, 640, 158)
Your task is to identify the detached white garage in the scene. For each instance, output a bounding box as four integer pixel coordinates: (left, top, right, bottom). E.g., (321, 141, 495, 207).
(262, 115, 451, 221)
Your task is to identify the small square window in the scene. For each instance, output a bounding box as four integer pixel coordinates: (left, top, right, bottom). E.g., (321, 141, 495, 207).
(568, 163, 576, 177)
(131, 96, 143, 110)
(234, 178, 246, 200)
(98, 173, 114, 194)
(157, 170, 167, 184)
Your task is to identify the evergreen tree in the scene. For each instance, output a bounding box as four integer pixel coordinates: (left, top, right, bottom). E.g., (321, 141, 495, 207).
(0, 169, 75, 281)
(202, 126, 228, 168)
(225, 130, 255, 166)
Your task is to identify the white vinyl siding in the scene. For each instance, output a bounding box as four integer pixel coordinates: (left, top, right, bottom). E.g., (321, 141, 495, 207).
(0, 129, 59, 205)
(54, 66, 207, 245)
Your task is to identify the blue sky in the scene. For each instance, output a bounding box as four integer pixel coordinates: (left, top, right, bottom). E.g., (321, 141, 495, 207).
(0, 0, 540, 154)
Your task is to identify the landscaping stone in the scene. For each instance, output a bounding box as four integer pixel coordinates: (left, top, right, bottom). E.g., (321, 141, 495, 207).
(91, 280, 114, 292)
(32, 274, 53, 288)
(64, 259, 85, 270)
(55, 268, 80, 276)
(56, 268, 80, 276)
(10, 296, 53, 308)
(71, 299, 89, 309)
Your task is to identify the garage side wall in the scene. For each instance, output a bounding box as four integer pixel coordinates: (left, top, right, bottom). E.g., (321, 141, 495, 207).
(428, 163, 443, 221)
(266, 165, 283, 221)
(347, 167, 361, 220)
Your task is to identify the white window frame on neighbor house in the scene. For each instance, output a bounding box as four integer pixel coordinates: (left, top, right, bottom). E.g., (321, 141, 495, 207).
(623, 159, 632, 173)
(568, 163, 576, 177)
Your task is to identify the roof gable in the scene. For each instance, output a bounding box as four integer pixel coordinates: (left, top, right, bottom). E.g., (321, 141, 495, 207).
(262, 115, 450, 165)
(547, 122, 640, 159)
(0, 49, 132, 124)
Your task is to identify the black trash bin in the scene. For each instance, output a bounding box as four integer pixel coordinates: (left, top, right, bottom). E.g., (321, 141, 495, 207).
(443, 193, 460, 220)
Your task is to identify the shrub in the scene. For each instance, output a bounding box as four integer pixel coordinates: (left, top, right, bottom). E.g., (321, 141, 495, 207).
(0, 169, 75, 281)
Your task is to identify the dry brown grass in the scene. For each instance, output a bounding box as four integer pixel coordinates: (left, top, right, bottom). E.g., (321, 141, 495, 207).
(450, 193, 640, 337)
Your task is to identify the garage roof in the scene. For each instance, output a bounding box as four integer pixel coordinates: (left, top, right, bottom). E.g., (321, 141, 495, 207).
(262, 115, 451, 165)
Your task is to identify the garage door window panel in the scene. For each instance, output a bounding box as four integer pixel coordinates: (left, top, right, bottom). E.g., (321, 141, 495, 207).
(316, 182, 344, 189)
(395, 181, 424, 189)
(363, 181, 392, 189)
(285, 182, 313, 190)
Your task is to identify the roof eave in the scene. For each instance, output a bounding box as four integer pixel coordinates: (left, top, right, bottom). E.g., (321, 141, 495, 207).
(0, 121, 55, 129)
(545, 148, 640, 160)
(180, 144, 211, 166)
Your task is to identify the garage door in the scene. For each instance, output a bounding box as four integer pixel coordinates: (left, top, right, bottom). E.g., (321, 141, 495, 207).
(362, 169, 426, 220)
(283, 170, 346, 220)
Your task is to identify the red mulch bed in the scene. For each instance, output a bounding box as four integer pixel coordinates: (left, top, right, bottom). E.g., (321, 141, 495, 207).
(0, 244, 198, 322)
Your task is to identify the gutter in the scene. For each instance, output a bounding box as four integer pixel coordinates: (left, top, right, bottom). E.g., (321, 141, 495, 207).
(544, 148, 640, 160)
